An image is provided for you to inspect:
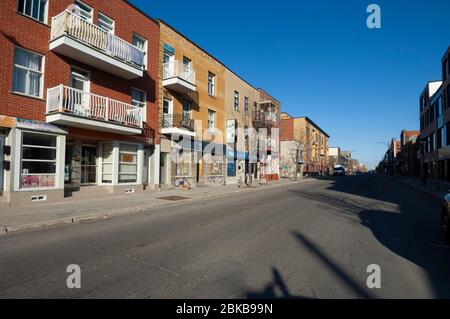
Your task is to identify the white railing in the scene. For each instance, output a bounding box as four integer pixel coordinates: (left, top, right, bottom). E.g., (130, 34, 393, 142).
(51, 10, 145, 68)
(163, 60, 196, 85)
(46, 85, 143, 128)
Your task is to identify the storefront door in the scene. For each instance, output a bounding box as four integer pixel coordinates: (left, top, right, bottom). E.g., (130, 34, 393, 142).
(81, 145, 97, 185)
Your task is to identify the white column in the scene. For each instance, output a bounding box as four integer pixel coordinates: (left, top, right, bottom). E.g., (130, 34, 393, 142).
(112, 141, 120, 185)
(55, 134, 66, 189)
(137, 144, 144, 185)
(150, 144, 160, 188)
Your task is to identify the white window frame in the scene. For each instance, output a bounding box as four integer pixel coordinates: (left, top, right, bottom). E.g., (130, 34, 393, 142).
(19, 131, 58, 190)
(98, 12, 115, 34)
(12, 47, 44, 98)
(208, 72, 216, 96)
(132, 33, 148, 70)
(234, 91, 239, 111)
(182, 100, 191, 120)
(244, 97, 249, 115)
(118, 143, 139, 185)
(74, 0, 93, 23)
(131, 87, 147, 122)
(17, 0, 49, 24)
(208, 109, 216, 131)
(99, 141, 114, 185)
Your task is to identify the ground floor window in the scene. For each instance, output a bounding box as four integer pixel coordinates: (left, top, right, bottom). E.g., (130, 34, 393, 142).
(227, 160, 236, 177)
(176, 150, 192, 176)
(101, 142, 114, 184)
(211, 161, 223, 175)
(21, 132, 57, 189)
(119, 143, 138, 183)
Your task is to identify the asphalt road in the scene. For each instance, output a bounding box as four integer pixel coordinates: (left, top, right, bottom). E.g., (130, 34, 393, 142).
(1, 174, 449, 298)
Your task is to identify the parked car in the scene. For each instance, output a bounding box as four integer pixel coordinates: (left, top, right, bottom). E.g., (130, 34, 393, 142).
(442, 194, 450, 243)
(333, 165, 346, 176)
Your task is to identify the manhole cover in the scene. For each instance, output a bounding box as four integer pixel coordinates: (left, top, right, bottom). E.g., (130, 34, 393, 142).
(157, 196, 190, 201)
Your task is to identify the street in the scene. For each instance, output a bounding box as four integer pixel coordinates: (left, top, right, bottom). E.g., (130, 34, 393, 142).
(0, 174, 449, 298)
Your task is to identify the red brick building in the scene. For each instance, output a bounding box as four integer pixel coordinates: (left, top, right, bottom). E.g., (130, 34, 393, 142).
(0, 0, 159, 206)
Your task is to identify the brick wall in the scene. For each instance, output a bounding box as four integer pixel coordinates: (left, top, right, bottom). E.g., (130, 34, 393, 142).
(0, 0, 160, 143)
(279, 118, 294, 141)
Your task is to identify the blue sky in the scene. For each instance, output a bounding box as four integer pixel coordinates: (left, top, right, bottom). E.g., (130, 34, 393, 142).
(130, 0, 450, 168)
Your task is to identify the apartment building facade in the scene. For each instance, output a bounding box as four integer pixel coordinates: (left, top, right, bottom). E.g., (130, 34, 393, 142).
(253, 89, 280, 181)
(224, 70, 260, 185)
(0, 0, 159, 207)
(397, 130, 420, 177)
(280, 113, 330, 176)
(158, 20, 226, 188)
(418, 52, 450, 182)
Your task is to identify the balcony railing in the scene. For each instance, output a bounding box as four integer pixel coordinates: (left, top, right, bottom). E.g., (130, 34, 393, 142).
(50, 10, 145, 68)
(252, 111, 279, 127)
(162, 113, 195, 131)
(163, 61, 196, 85)
(46, 85, 143, 128)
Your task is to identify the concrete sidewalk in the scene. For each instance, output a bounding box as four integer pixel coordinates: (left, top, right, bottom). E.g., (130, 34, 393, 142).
(394, 175, 450, 200)
(0, 178, 310, 235)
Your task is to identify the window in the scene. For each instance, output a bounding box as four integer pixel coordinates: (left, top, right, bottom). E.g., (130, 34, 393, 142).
(182, 100, 191, 121)
(98, 12, 114, 33)
(447, 86, 450, 109)
(176, 150, 191, 176)
(444, 60, 448, 82)
(21, 132, 57, 189)
(18, 0, 48, 23)
(234, 91, 239, 111)
(101, 142, 113, 184)
(211, 161, 223, 175)
(131, 88, 146, 108)
(244, 97, 249, 115)
(208, 110, 216, 131)
(253, 101, 258, 115)
(74, 0, 93, 22)
(119, 144, 138, 184)
(12, 47, 43, 98)
(447, 122, 450, 146)
(132, 33, 147, 68)
(208, 72, 215, 96)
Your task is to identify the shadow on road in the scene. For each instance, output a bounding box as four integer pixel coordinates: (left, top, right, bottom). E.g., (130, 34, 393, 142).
(246, 268, 307, 299)
(288, 174, 450, 298)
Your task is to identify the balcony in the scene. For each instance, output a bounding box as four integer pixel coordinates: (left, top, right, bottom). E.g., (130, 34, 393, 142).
(50, 10, 145, 79)
(46, 85, 143, 135)
(252, 111, 279, 129)
(161, 113, 195, 137)
(162, 61, 196, 94)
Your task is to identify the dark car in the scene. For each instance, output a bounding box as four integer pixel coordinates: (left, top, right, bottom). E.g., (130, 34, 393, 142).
(333, 167, 346, 176)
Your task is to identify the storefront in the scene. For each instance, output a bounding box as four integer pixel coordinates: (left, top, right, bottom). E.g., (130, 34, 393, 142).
(63, 136, 146, 196)
(0, 117, 67, 207)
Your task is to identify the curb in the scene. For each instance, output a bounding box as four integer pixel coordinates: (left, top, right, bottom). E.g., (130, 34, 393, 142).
(1, 179, 311, 236)
(394, 177, 445, 200)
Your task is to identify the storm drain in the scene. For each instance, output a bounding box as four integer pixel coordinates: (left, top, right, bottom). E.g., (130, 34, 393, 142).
(157, 196, 190, 201)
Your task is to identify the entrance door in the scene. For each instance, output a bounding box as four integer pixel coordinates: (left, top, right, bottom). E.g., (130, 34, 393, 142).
(160, 152, 168, 185)
(163, 51, 174, 77)
(0, 135, 4, 191)
(183, 57, 192, 80)
(70, 68, 90, 116)
(162, 98, 173, 128)
(81, 145, 97, 185)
